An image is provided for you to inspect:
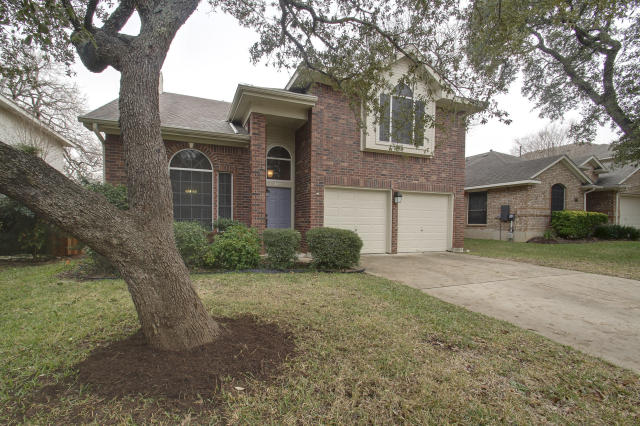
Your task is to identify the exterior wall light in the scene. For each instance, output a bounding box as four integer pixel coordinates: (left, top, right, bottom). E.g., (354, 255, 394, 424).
(393, 191, 403, 204)
(267, 169, 274, 179)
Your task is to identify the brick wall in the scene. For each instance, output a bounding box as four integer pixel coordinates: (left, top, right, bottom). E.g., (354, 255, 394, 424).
(103, 135, 252, 226)
(587, 191, 616, 223)
(297, 83, 467, 251)
(249, 113, 267, 231)
(295, 112, 312, 248)
(465, 161, 586, 242)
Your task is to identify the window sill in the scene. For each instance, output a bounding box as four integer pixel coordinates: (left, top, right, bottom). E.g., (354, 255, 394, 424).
(466, 223, 487, 227)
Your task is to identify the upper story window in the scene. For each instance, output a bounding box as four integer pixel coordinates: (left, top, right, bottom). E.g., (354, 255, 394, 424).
(379, 83, 425, 146)
(169, 149, 213, 229)
(266, 146, 291, 181)
(551, 184, 565, 212)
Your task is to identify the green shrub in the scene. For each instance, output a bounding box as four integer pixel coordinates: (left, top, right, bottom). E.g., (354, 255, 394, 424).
(593, 224, 640, 240)
(173, 221, 209, 267)
(212, 218, 244, 233)
(85, 182, 128, 210)
(263, 229, 301, 269)
(208, 224, 261, 270)
(550, 210, 608, 239)
(306, 227, 363, 270)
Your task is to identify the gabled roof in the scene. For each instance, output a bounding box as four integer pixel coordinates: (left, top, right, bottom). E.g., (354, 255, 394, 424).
(465, 151, 592, 190)
(80, 92, 246, 137)
(0, 94, 75, 147)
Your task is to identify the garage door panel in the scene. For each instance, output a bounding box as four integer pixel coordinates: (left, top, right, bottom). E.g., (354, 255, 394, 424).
(324, 187, 389, 254)
(398, 193, 450, 252)
(620, 196, 640, 229)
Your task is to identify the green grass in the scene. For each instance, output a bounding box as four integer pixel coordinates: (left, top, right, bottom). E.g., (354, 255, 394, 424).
(465, 238, 640, 280)
(1, 261, 639, 423)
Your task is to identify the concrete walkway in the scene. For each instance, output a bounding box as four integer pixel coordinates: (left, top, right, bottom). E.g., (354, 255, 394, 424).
(361, 252, 640, 373)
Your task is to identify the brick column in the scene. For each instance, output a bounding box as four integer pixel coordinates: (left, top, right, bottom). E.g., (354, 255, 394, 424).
(249, 113, 267, 231)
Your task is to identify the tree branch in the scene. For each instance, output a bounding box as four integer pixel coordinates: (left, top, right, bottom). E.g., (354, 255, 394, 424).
(102, 0, 136, 34)
(61, 0, 82, 31)
(0, 141, 138, 259)
(84, 0, 100, 30)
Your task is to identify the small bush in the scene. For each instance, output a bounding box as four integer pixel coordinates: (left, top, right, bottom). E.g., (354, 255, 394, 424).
(212, 218, 244, 233)
(208, 224, 261, 270)
(551, 210, 608, 239)
(0, 195, 52, 258)
(593, 224, 640, 240)
(307, 227, 363, 270)
(173, 221, 209, 267)
(263, 229, 301, 269)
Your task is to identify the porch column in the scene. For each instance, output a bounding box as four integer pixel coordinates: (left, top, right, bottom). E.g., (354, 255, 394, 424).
(249, 113, 267, 231)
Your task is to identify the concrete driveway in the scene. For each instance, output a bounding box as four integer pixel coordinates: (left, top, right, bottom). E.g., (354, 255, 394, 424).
(361, 252, 640, 373)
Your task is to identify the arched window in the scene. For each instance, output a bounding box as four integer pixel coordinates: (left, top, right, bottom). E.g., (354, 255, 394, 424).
(266, 146, 291, 180)
(169, 149, 213, 228)
(551, 184, 565, 213)
(379, 82, 425, 145)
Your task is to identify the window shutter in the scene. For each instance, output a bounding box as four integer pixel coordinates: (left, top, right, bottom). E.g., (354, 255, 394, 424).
(414, 100, 425, 146)
(379, 94, 390, 141)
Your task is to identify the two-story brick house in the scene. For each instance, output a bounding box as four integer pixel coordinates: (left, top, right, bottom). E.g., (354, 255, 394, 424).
(80, 58, 478, 253)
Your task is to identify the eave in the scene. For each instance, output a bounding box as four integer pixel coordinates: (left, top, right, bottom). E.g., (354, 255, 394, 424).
(78, 117, 250, 147)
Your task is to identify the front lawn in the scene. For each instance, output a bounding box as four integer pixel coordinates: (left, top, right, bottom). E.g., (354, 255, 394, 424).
(1, 261, 639, 423)
(465, 238, 640, 280)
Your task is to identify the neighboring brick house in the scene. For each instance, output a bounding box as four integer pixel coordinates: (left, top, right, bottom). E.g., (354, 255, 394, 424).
(80, 57, 478, 253)
(521, 143, 640, 229)
(465, 145, 640, 242)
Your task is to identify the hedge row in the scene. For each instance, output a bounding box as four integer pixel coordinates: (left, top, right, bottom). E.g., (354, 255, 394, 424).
(550, 210, 608, 239)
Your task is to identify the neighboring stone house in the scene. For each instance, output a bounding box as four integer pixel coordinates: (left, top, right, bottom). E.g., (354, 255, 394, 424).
(80, 57, 479, 253)
(465, 144, 640, 242)
(0, 94, 73, 171)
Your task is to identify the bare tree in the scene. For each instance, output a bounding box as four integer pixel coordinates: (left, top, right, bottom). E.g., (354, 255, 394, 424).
(511, 123, 573, 159)
(0, 42, 102, 180)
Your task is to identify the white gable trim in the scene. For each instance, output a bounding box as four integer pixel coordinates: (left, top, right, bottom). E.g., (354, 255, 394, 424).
(465, 180, 541, 191)
(619, 167, 640, 184)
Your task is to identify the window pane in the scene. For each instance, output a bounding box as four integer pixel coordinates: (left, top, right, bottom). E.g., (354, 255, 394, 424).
(218, 172, 232, 219)
(170, 149, 212, 170)
(468, 192, 487, 225)
(379, 93, 390, 142)
(393, 83, 413, 97)
(414, 100, 425, 147)
(551, 184, 565, 212)
(392, 96, 413, 144)
(266, 158, 291, 180)
(267, 146, 291, 159)
(170, 153, 212, 229)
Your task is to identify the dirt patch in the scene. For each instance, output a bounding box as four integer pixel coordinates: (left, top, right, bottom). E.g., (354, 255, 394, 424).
(74, 315, 295, 399)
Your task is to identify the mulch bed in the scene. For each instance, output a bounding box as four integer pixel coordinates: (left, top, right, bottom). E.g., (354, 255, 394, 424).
(75, 315, 296, 400)
(22, 315, 296, 422)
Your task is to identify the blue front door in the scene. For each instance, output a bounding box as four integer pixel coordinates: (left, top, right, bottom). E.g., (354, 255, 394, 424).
(267, 187, 291, 228)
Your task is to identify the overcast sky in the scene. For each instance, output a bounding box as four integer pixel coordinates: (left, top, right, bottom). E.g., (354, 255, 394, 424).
(72, 7, 618, 157)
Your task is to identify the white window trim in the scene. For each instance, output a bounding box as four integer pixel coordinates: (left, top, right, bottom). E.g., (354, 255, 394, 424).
(217, 172, 233, 220)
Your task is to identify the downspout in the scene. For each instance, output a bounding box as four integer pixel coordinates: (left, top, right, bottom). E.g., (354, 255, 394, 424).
(92, 123, 106, 183)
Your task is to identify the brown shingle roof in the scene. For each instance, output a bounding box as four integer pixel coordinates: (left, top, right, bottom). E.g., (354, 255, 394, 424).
(80, 92, 246, 135)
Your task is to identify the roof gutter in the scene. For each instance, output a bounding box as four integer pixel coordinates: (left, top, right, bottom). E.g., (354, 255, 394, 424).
(465, 180, 541, 191)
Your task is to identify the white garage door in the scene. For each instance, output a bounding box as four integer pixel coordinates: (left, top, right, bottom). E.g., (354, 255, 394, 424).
(324, 187, 389, 254)
(398, 192, 450, 252)
(620, 196, 640, 229)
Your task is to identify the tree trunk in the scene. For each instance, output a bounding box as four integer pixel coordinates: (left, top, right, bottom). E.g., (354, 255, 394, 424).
(109, 53, 222, 351)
